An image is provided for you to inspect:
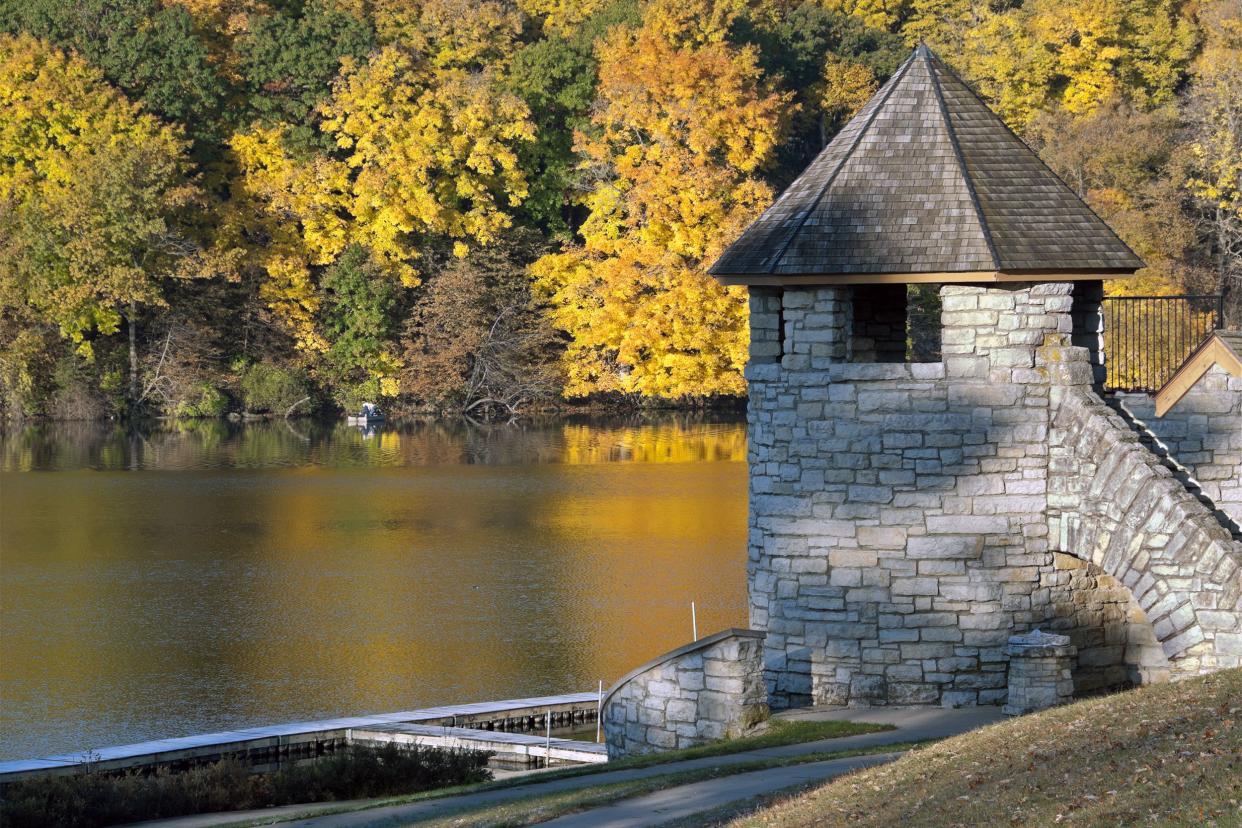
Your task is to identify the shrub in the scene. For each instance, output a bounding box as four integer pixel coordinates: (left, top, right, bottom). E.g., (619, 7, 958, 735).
(237, 361, 308, 414)
(173, 383, 229, 419)
(0, 744, 491, 828)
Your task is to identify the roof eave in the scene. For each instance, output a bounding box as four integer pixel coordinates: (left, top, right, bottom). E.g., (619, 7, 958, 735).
(712, 268, 1139, 287)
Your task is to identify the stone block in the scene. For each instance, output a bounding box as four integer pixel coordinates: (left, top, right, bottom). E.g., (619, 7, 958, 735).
(907, 536, 984, 559)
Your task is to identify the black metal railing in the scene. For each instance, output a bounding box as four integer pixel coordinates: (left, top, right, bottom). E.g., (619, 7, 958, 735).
(1102, 294, 1224, 393)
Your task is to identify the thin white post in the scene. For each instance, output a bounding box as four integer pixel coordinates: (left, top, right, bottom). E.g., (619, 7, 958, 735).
(692, 601, 698, 640)
(545, 708, 552, 767)
(595, 679, 604, 743)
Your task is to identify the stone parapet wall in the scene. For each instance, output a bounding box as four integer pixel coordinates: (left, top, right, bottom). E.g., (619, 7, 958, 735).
(1113, 369, 1242, 528)
(1048, 384, 1242, 675)
(601, 630, 768, 759)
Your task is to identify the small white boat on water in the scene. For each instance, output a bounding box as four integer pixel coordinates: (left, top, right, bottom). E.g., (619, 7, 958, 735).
(346, 402, 385, 426)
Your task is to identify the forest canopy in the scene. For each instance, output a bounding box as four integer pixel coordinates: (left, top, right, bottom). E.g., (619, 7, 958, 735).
(0, 0, 1238, 419)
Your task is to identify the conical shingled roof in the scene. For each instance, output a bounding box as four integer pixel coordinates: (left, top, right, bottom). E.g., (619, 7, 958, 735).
(709, 45, 1143, 284)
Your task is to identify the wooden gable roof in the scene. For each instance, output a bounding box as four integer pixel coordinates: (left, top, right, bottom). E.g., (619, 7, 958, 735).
(1155, 331, 1242, 417)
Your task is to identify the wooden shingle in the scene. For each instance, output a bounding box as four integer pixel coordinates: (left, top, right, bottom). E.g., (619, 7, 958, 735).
(710, 45, 1144, 285)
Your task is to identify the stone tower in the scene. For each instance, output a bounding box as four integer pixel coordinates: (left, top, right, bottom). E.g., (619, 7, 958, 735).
(707, 45, 1242, 709)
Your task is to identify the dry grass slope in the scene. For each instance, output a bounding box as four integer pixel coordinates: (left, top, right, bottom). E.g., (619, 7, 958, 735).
(725, 669, 1242, 828)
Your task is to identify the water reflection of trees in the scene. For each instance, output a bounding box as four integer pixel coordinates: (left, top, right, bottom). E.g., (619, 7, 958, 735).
(0, 414, 747, 471)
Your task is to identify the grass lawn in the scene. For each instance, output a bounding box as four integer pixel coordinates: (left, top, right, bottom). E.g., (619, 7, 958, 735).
(710, 668, 1242, 828)
(394, 744, 918, 828)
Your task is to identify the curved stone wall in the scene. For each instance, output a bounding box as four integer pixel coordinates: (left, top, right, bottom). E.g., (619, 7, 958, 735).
(1049, 387, 1242, 674)
(601, 629, 767, 759)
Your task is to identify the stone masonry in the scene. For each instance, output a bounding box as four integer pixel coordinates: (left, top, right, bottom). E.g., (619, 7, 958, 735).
(746, 282, 1242, 709)
(1002, 629, 1076, 715)
(601, 629, 768, 759)
(1048, 383, 1242, 676)
(1114, 368, 1242, 529)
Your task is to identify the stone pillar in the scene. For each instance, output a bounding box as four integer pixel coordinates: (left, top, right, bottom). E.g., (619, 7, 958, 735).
(1003, 629, 1076, 715)
(1070, 281, 1106, 387)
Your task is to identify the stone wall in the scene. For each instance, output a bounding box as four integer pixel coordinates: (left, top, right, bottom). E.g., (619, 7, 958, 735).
(1113, 368, 1242, 529)
(1048, 383, 1242, 676)
(601, 629, 768, 759)
(745, 282, 1215, 709)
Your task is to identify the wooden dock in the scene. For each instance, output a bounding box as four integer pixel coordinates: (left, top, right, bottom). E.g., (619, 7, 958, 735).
(351, 724, 607, 766)
(0, 692, 603, 782)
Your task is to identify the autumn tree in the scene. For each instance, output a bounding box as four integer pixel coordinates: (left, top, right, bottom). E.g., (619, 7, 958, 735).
(228, 43, 535, 395)
(0, 34, 200, 413)
(517, 0, 613, 34)
(1182, 1, 1242, 324)
(532, 6, 792, 398)
(0, 0, 226, 153)
(402, 230, 561, 416)
(961, 0, 1196, 129)
(361, 0, 524, 71)
(1028, 100, 1193, 297)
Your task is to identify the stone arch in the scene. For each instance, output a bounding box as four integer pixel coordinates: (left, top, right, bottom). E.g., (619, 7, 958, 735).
(1043, 551, 1169, 691)
(1050, 388, 1242, 674)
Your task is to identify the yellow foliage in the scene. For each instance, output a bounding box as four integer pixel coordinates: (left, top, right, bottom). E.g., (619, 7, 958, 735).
(642, 0, 749, 47)
(0, 34, 193, 358)
(1185, 4, 1242, 222)
(817, 0, 910, 31)
(533, 18, 791, 398)
(163, 0, 268, 38)
(0, 33, 172, 199)
(819, 54, 877, 123)
(515, 0, 609, 33)
(230, 45, 534, 350)
(963, 0, 1195, 129)
(366, 0, 523, 70)
(321, 47, 534, 280)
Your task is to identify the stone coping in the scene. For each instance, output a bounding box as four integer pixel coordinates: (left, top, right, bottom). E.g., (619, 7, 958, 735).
(746, 362, 946, 382)
(601, 629, 766, 712)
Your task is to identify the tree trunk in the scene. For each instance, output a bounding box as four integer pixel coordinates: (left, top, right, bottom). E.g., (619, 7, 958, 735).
(1218, 207, 1240, 328)
(128, 301, 140, 416)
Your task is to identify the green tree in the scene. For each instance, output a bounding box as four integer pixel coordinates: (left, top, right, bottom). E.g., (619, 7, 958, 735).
(0, 0, 226, 153)
(505, 0, 641, 233)
(318, 244, 400, 407)
(732, 3, 904, 183)
(0, 35, 200, 413)
(236, 0, 374, 148)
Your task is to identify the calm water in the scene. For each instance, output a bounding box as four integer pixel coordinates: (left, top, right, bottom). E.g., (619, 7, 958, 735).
(0, 417, 748, 761)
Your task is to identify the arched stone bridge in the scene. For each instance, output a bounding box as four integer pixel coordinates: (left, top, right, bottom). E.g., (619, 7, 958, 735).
(1049, 385, 1242, 675)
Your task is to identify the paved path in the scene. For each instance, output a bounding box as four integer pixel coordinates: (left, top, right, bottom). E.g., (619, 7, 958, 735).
(134, 706, 1002, 828)
(535, 752, 898, 828)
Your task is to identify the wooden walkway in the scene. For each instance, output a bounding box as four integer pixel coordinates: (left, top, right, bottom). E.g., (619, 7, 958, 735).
(0, 692, 603, 781)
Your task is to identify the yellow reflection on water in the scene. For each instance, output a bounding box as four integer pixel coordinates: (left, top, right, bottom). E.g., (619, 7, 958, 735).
(0, 417, 748, 760)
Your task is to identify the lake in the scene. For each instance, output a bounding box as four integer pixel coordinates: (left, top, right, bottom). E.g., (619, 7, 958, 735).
(0, 416, 748, 761)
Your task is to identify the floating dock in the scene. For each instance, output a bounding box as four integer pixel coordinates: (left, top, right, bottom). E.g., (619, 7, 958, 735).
(351, 724, 607, 767)
(0, 692, 603, 782)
